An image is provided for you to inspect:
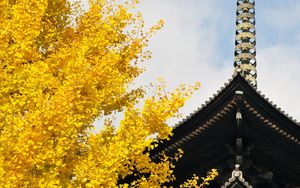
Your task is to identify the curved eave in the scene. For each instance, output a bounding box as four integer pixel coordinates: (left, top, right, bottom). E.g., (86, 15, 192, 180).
(150, 74, 300, 185)
(152, 74, 300, 156)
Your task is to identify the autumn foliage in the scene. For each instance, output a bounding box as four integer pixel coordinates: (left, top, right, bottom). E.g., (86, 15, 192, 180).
(0, 0, 216, 187)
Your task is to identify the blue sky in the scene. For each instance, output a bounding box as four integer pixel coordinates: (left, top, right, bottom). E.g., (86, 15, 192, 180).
(94, 0, 300, 128)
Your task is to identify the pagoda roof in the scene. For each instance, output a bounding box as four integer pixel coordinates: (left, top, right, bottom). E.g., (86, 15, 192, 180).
(151, 74, 300, 186)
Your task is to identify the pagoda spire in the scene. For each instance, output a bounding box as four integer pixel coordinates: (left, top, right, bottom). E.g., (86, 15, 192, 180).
(234, 0, 257, 87)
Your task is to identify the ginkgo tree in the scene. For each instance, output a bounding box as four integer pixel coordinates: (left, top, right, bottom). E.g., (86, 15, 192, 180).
(0, 0, 217, 187)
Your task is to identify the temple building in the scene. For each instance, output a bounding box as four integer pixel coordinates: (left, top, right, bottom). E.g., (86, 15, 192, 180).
(151, 0, 300, 187)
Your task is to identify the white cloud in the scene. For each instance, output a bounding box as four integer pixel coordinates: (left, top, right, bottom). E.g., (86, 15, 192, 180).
(134, 0, 234, 124)
(94, 0, 300, 129)
(137, 0, 300, 123)
(257, 44, 300, 120)
(255, 1, 300, 120)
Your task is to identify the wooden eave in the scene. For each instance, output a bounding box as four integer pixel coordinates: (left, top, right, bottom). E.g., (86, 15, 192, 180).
(150, 74, 300, 186)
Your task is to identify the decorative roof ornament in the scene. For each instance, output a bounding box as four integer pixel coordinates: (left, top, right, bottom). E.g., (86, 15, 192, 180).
(221, 164, 253, 188)
(234, 0, 257, 88)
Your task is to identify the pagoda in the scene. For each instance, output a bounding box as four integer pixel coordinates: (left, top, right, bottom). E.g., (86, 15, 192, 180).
(151, 0, 300, 187)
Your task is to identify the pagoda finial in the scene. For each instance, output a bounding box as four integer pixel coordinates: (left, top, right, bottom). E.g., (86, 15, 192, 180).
(234, 0, 257, 87)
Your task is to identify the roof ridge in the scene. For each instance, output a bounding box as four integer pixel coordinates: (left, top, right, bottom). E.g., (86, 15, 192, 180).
(173, 73, 300, 129)
(173, 74, 237, 128)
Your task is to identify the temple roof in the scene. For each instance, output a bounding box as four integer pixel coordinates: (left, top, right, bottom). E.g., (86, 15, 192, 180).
(151, 74, 300, 187)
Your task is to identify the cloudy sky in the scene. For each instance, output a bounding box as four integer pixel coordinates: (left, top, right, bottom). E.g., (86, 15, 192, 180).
(134, 0, 300, 123)
(94, 0, 300, 128)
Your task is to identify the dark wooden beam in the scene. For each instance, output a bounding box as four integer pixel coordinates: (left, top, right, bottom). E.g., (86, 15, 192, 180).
(235, 90, 244, 165)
